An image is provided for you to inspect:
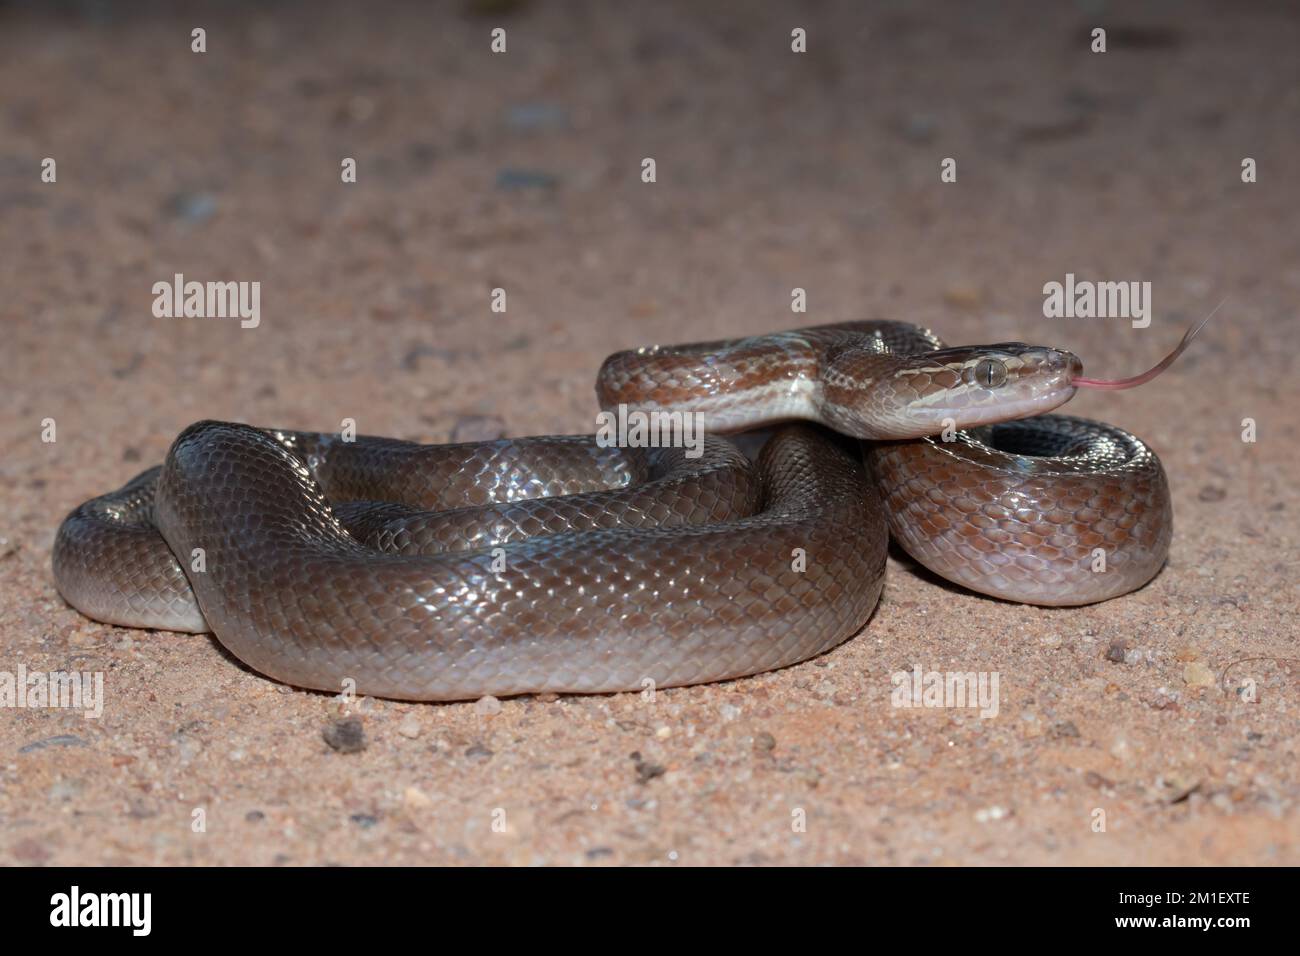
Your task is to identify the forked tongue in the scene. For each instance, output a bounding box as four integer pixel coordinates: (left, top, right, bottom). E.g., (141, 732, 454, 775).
(1071, 301, 1222, 391)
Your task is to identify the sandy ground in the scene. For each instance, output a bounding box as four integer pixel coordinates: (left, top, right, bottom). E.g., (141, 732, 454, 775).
(1, 0, 1297, 866)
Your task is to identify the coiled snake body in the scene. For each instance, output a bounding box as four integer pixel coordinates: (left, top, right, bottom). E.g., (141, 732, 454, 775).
(53, 322, 1171, 700)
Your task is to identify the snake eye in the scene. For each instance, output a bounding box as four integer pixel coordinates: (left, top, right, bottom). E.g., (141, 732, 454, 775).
(974, 358, 1008, 388)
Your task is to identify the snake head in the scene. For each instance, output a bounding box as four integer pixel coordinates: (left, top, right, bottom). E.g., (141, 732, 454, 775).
(821, 343, 1082, 439)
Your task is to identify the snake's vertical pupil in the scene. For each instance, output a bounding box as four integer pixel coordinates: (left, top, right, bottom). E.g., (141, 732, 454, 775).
(976, 358, 1007, 388)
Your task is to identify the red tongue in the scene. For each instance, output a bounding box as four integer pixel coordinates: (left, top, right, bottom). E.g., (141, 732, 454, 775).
(1071, 300, 1223, 390)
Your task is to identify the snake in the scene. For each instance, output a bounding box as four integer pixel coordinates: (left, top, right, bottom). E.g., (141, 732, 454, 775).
(52, 320, 1176, 701)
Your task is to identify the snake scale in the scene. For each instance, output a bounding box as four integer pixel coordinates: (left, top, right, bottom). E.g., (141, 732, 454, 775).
(53, 321, 1173, 701)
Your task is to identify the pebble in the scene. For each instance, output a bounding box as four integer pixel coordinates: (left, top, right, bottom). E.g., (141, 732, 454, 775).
(402, 343, 456, 371)
(19, 735, 89, 753)
(1049, 720, 1081, 740)
(943, 287, 983, 310)
(67, 628, 99, 648)
(10, 838, 51, 865)
(48, 779, 84, 801)
(396, 712, 422, 739)
(1105, 639, 1128, 664)
(753, 731, 777, 753)
(1183, 661, 1216, 688)
(1147, 690, 1180, 711)
(465, 743, 494, 762)
(165, 191, 217, 224)
(899, 112, 937, 143)
(1159, 771, 1202, 804)
(474, 695, 502, 716)
(495, 168, 559, 191)
(1084, 771, 1114, 789)
(322, 718, 366, 753)
(630, 751, 666, 784)
(403, 787, 433, 809)
(1013, 112, 1091, 144)
(504, 103, 568, 132)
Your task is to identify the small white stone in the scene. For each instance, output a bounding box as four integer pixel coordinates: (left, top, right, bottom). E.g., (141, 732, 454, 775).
(403, 786, 433, 809)
(397, 713, 422, 738)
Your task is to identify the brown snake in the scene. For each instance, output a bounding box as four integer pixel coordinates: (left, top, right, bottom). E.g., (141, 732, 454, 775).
(52, 321, 1173, 701)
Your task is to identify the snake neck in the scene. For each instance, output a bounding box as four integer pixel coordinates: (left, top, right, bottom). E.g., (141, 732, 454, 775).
(596, 321, 1081, 441)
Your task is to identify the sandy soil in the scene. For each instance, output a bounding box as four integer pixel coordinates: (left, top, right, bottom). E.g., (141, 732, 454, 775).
(1, 0, 1297, 865)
